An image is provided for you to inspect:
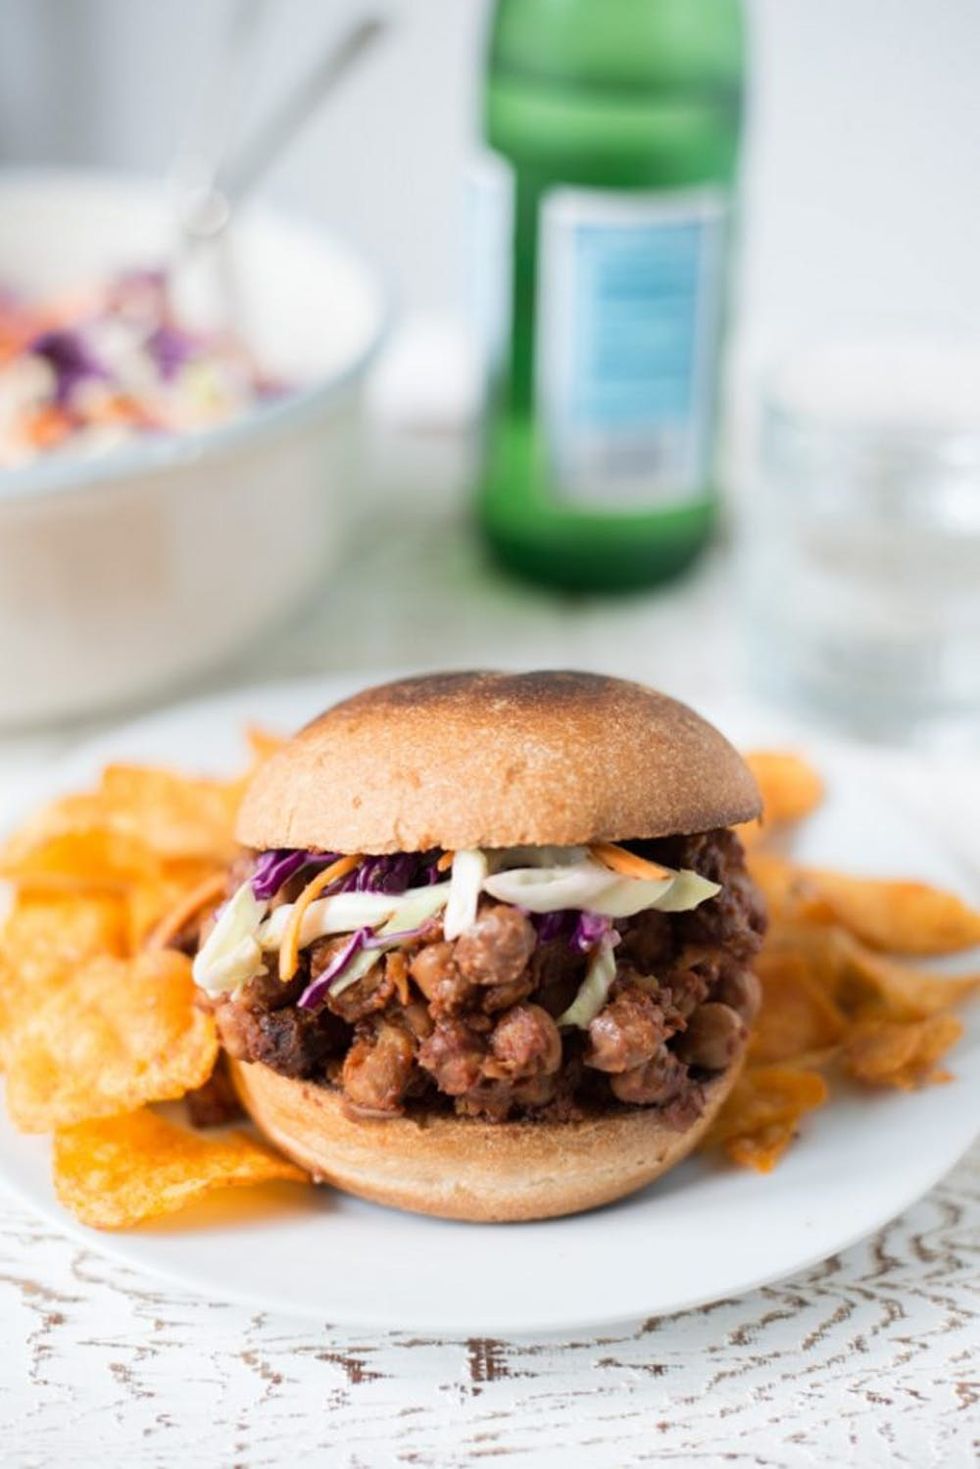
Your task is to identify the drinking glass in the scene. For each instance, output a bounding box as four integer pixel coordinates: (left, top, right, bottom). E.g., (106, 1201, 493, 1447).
(742, 338, 980, 746)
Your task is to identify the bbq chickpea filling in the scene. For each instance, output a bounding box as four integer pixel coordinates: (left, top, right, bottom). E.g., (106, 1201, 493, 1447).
(193, 829, 766, 1126)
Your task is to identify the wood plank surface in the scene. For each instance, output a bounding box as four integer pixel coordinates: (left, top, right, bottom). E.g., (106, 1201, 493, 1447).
(0, 1140, 976, 1467)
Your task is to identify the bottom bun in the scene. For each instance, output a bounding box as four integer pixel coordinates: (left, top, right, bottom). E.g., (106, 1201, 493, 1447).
(229, 1051, 745, 1223)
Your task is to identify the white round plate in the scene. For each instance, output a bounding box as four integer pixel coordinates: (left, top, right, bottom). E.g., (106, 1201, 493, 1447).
(0, 675, 977, 1335)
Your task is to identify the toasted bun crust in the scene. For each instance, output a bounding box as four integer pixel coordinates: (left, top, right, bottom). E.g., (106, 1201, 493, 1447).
(236, 671, 760, 853)
(229, 1052, 744, 1222)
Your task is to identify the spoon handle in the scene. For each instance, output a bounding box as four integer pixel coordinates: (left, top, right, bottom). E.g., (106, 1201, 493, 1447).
(218, 16, 388, 209)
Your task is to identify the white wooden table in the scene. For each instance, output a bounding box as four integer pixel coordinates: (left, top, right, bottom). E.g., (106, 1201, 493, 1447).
(1, 467, 977, 1466)
(1, 1140, 977, 1467)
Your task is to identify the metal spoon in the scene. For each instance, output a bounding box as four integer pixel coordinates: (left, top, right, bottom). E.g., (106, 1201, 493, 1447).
(169, 7, 388, 335)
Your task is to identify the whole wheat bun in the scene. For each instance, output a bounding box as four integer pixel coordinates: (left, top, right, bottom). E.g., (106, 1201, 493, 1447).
(229, 1051, 744, 1223)
(236, 670, 760, 853)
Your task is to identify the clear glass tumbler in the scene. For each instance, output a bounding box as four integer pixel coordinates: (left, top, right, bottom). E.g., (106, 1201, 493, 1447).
(742, 338, 980, 746)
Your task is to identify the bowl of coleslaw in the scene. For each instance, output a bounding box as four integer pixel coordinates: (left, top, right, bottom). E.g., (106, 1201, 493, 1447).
(0, 168, 387, 726)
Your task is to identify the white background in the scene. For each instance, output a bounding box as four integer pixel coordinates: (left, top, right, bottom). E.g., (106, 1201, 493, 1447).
(2, 0, 979, 397)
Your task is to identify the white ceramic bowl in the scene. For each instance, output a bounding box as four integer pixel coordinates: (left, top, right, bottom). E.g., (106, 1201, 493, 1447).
(0, 169, 387, 726)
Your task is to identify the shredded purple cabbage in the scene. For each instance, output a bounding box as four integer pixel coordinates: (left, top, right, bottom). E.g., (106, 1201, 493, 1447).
(146, 323, 199, 380)
(345, 851, 442, 894)
(573, 911, 617, 952)
(351, 853, 421, 894)
(363, 918, 439, 950)
(250, 849, 339, 902)
(533, 910, 574, 945)
(251, 848, 442, 903)
(31, 329, 106, 407)
(533, 909, 617, 953)
(297, 927, 371, 1010)
(296, 914, 444, 1010)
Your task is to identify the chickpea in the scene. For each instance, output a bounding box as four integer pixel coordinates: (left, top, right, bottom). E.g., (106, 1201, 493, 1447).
(674, 1002, 747, 1071)
(714, 968, 762, 1023)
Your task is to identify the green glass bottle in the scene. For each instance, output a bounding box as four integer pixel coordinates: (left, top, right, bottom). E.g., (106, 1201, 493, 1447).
(472, 0, 745, 592)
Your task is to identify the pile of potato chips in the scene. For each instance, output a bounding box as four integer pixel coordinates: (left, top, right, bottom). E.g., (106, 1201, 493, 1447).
(0, 731, 976, 1229)
(0, 736, 306, 1229)
(707, 752, 980, 1172)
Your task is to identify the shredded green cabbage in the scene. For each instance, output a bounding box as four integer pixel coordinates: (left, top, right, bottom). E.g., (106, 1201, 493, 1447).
(192, 881, 268, 998)
(259, 891, 399, 949)
(329, 885, 452, 998)
(443, 850, 488, 940)
(484, 859, 718, 918)
(556, 934, 619, 1029)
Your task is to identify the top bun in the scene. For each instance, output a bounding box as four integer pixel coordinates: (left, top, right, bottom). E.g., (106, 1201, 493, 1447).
(236, 671, 761, 854)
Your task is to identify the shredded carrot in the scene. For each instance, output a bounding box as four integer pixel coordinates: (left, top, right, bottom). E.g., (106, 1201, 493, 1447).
(26, 405, 73, 449)
(89, 392, 150, 427)
(589, 842, 671, 882)
(145, 872, 227, 952)
(388, 952, 412, 1007)
(278, 854, 363, 982)
(436, 851, 454, 872)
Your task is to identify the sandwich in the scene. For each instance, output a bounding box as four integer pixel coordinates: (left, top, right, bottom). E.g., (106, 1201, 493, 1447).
(193, 671, 765, 1221)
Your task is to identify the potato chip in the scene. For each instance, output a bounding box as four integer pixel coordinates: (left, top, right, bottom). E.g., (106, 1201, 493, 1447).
(760, 915, 979, 1026)
(0, 793, 158, 890)
(750, 950, 846, 1065)
(726, 1122, 799, 1174)
(53, 1109, 307, 1228)
(245, 725, 287, 764)
(0, 953, 17, 1066)
(0, 759, 245, 892)
(5, 949, 217, 1131)
(761, 918, 849, 997)
(745, 853, 823, 923)
(126, 879, 174, 951)
(707, 1065, 828, 1172)
(144, 870, 227, 952)
(0, 892, 130, 1067)
(2, 890, 129, 973)
(734, 818, 763, 850)
(743, 751, 825, 826)
(798, 868, 980, 956)
(842, 1014, 963, 1090)
(125, 859, 223, 950)
(99, 764, 242, 864)
(710, 1064, 828, 1142)
(832, 930, 980, 1022)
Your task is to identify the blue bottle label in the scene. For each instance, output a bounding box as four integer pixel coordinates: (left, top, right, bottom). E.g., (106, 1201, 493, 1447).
(536, 186, 727, 509)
